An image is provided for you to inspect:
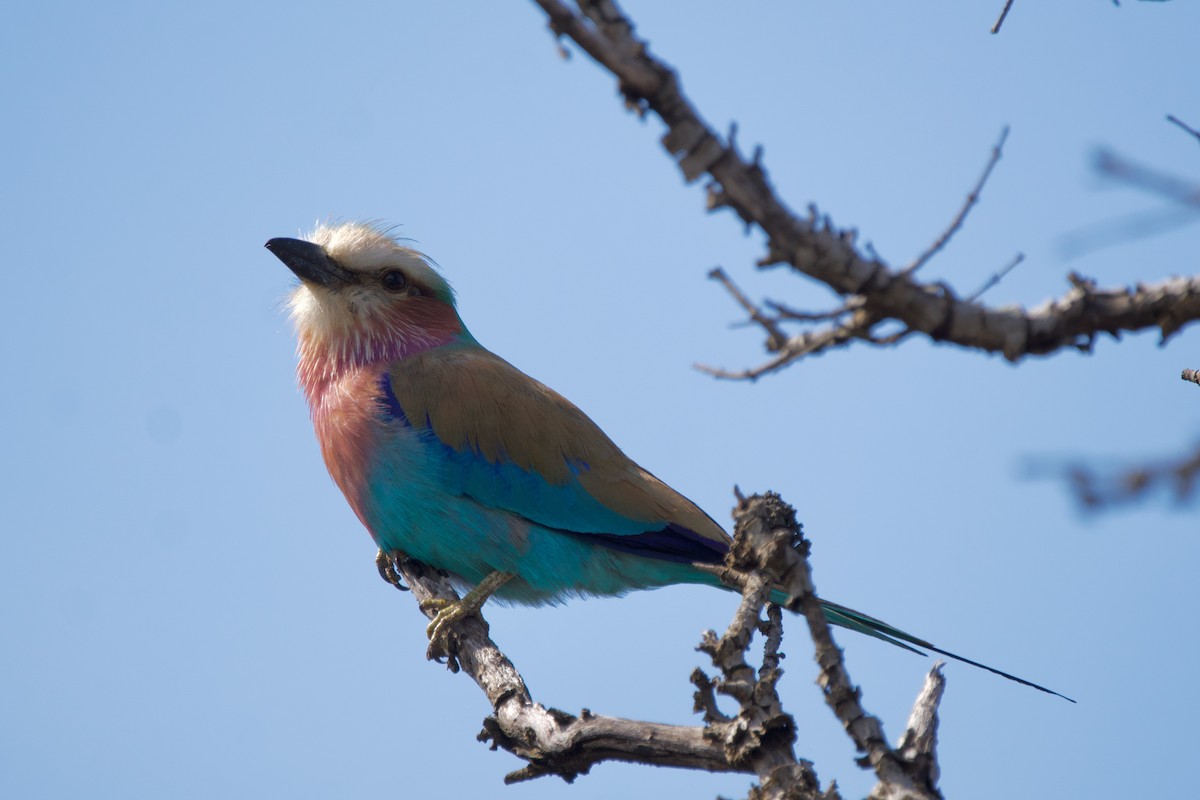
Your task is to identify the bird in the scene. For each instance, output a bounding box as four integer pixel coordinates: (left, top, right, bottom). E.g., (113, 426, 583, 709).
(266, 221, 1071, 702)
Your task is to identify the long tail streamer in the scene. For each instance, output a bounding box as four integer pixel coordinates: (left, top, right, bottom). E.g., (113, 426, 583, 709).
(817, 599, 1075, 702)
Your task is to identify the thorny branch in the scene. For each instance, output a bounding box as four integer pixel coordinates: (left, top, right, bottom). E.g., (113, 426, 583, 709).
(532, 0, 1200, 381)
(380, 491, 947, 798)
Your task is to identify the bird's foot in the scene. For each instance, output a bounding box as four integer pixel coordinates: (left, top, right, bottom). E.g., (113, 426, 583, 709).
(421, 571, 514, 659)
(375, 549, 410, 591)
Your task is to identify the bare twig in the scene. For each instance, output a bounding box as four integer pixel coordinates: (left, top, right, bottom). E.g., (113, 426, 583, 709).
(690, 668, 733, 725)
(966, 252, 1025, 302)
(694, 316, 873, 380)
(1095, 149, 1200, 208)
(533, 0, 1200, 379)
(1167, 114, 1200, 146)
(902, 127, 1010, 277)
(709, 266, 787, 349)
(991, 0, 1016, 33)
(766, 298, 862, 322)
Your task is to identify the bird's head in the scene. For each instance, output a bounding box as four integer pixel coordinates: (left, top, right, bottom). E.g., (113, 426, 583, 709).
(266, 222, 464, 384)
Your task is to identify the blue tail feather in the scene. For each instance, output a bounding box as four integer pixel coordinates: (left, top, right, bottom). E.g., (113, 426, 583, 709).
(585, 529, 1073, 701)
(798, 595, 1075, 703)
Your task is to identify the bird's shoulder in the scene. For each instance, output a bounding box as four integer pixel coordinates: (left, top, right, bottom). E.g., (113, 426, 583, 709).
(386, 344, 621, 482)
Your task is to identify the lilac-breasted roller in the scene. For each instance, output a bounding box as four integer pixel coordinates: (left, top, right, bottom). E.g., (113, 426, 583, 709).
(267, 221, 1069, 701)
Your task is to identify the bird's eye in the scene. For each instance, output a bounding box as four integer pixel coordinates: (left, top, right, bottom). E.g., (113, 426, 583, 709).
(381, 270, 408, 292)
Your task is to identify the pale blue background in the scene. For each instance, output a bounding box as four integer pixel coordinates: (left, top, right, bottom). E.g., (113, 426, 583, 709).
(3, 2, 1197, 798)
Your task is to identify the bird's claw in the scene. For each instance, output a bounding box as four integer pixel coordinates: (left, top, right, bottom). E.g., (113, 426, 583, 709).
(418, 571, 515, 660)
(421, 597, 479, 659)
(375, 549, 409, 591)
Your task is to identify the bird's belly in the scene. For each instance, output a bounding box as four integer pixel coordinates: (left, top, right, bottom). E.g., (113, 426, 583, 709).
(360, 423, 515, 584)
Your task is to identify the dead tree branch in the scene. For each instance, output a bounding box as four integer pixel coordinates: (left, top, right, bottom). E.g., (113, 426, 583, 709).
(1060, 445, 1200, 510)
(871, 666, 946, 800)
(1032, 367, 1200, 508)
(532, 0, 1200, 381)
(378, 554, 738, 783)
(379, 489, 947, 797)
(700, 493, 946, 799)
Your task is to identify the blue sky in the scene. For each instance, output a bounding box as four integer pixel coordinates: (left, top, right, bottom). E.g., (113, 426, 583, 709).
(3, 2, 1198, 798)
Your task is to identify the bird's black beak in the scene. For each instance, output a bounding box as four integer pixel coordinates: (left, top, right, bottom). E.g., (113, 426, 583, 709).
(265, 237, 355, 288)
